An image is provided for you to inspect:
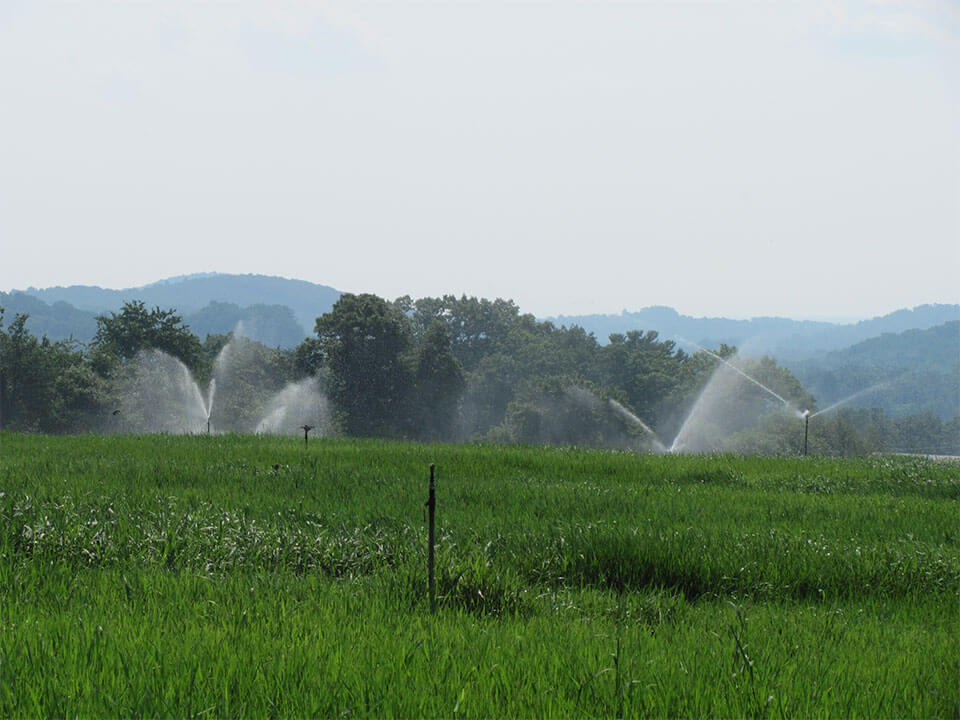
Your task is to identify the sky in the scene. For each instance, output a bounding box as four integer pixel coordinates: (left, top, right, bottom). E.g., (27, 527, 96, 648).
(1, 0, 957, 320)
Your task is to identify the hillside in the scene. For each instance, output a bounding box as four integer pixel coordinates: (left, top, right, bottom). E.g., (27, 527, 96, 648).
(17, 276, 956, 360)
(19, 273, 342, 335)
(797, 321, 960, 372)
(0, 292, 309, 348)
(789, 322, 960, 420)
(0, 291, 99, 343)
(550, 304, 960, 359)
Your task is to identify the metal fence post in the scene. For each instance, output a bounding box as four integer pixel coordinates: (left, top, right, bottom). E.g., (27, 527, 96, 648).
(427, 463, 436, 612)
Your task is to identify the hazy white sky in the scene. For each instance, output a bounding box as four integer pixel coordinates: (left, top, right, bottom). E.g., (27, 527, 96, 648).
(1, 0, 957, 319)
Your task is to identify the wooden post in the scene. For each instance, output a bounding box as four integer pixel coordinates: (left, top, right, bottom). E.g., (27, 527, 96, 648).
(427, 463, 436, 612)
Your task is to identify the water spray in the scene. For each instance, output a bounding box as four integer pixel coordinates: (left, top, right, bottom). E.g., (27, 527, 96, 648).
(607, 399, 668, 453)
(675, 336, 793, 409)
(809, 382, 888, 419)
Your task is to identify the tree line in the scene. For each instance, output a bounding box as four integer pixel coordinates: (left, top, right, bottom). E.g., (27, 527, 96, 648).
(1, 294, 956, 455)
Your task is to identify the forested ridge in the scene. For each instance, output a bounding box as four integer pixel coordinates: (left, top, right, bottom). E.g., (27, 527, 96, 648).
(789, 322, 959, 421)
(15, 273, 340, 335)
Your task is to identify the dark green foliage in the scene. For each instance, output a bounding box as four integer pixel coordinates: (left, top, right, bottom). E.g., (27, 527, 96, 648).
(316, 293, 413, 437)
(92, 300, 202, 370)
(410, 321, 465, 440)
(599, 330, 687, 426)
(0, 311, 105, 432)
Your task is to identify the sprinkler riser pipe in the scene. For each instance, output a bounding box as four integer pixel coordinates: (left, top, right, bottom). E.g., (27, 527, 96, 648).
(803, 414, 809, 456)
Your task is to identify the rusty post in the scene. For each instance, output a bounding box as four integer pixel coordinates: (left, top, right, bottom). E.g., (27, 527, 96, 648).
(427, 463, 436, 612)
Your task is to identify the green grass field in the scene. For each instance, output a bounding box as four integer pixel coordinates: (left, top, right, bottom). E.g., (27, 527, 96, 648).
(1, 433, 958, 717)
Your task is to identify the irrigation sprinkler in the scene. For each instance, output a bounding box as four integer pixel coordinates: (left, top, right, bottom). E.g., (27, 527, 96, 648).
(300, 424, 315, 447)
(426, 463, 436, 612)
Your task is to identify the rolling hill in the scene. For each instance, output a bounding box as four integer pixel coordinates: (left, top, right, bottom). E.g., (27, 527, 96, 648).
(18, 273, 342, 337)
(549, 304, 959, 360)
(788, 322, 960, 420)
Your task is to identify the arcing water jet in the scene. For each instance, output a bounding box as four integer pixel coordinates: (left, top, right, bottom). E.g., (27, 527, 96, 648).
(809, 382, 888, 418)
(675, 337, 794, 410)
(607, 399, 668, 453)
(255, 377, 330, 435)
(669, 338, 801, 453)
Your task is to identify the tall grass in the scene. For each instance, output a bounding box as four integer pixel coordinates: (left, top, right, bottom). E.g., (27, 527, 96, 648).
(1, 432, 957, 716)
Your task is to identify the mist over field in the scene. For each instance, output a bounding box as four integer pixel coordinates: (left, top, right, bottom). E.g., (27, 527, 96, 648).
(1, 276, 957, 454)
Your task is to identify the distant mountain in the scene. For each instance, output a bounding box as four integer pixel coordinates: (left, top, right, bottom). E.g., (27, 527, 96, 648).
(0, 292, 311, 348)
(794, 321, 960, 372)
(788, 322, 960, 420)
(143, 272, 223, 286)
(0, 291, 99, 344)
(549, 304, 960, 360)
(19, 273, 343, 337)
(8, 275, 958, 370)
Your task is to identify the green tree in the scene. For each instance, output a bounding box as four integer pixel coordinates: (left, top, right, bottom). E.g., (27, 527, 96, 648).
(92, 300, 202, 370)
(0, 310, 105, 432)
(599, 330, 687, 430)
(403, 295, 523, 371)
(315, 294, 412, 437)
(292, 337, 324, 378)
(410, 321, 465, 440)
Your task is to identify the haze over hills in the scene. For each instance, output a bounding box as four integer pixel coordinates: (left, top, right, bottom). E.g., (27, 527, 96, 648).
(18, 273, 341, 338)
(0, 291, 308, 349)
(3, 274, 958, 366)
(550, 304, 960, 359)
(787, 321, 960, 420)
(0, 291, 100, 344)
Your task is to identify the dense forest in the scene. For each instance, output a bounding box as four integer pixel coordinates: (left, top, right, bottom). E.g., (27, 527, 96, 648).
(1, 294, 957, 455)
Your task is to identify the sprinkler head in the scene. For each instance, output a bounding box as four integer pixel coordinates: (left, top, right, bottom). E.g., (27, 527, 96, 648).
(802, 409, 810, 418)
(301, 424, 315, 446)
